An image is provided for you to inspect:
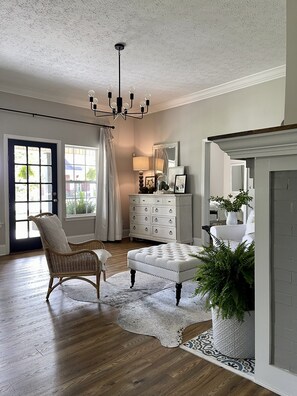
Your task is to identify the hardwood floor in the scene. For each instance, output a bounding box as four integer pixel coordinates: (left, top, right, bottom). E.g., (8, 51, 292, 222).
(0, 239, 278, 396)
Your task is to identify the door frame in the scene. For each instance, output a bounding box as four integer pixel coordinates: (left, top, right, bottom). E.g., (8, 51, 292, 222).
(4, 134, 62, 254)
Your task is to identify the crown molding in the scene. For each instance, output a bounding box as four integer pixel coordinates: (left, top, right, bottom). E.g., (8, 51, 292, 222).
(150, 65, 286, 114)
(0, 65, 286, 114)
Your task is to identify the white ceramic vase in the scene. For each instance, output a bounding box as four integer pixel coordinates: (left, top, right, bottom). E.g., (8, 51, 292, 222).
(226, 211, 238, 225)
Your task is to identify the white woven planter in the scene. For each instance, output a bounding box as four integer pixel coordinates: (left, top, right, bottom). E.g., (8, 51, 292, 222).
(211, 307, 255, 359)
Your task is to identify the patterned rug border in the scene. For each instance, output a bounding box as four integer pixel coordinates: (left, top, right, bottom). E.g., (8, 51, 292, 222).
(180, 329, 255, 380)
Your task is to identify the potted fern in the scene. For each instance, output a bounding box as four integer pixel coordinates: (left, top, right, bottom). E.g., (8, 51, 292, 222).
(192, 238, 255, 358)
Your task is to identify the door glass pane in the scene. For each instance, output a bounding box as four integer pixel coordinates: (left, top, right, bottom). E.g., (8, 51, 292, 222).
(28, 147, 40, 164)
(16, 221, 28, 239)
(15, 203, 28, 220)
(29, 202, 40, 216)
(41, 184, 52, 201)
(15, 184, 27, 201)
(29, 221, 40, 238)
(41, 202, 52, 213)
(41, 148, 52, 165)
(14, 145, 26, 164)
(28, 166, 40, 182)
(29, 184, 40, 201)
(15, 165, 27, 182)
(41, 166, 52, 183)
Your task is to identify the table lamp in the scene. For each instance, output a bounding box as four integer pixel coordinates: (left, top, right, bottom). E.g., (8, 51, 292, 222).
(133, 156, 150, 193)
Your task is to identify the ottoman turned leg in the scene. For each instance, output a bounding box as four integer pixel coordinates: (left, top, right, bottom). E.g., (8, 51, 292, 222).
(176, 283, 182, 306)
(130, 269, 136, 288)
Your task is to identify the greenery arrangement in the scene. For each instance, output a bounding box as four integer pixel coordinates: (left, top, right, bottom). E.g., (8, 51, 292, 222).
(66, 192, 96, 215)
(192, 239, 255, 322)
(210, 189, 253, 212)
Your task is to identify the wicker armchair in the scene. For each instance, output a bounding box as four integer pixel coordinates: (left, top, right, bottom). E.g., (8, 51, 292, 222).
(28, 213, 111, 300)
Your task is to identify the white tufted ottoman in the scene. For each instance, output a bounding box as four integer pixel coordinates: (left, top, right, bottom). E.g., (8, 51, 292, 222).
(127, 243, 202, 305)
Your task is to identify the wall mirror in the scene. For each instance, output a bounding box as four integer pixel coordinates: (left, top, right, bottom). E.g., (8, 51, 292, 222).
(152, 142, 179, 177)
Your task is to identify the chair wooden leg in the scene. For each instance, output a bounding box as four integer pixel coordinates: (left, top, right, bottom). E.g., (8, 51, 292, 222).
(46, 277, 54, 301)
(102, 270, 106, 281)
(96, 272, 101, 299)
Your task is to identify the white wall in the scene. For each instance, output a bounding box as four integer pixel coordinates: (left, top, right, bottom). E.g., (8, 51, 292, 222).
(133, 78, 285, 240)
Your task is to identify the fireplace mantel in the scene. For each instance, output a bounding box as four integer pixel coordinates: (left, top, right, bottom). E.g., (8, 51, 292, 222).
(208, 123, 297, 159)
(203, 123, 297, 395)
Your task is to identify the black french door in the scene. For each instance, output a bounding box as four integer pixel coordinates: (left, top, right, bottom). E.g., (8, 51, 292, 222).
(8, 139, 58, 252)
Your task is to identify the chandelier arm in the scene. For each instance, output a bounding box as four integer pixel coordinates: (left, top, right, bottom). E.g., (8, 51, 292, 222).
(93, 112, 115, 118)
(127, 108, 149, 115)
(125, 113, 144, 120)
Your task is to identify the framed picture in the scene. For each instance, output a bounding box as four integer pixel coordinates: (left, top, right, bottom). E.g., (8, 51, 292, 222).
(168, 165, 185, 191)
(145, 176, 155, 189)
(174, 174, 187, 194)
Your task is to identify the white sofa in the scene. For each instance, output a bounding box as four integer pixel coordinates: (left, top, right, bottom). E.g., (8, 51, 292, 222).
(210, 210, 255, 250)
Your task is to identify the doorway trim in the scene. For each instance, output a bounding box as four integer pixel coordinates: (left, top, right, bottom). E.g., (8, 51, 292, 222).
(3, 134, 62, 254)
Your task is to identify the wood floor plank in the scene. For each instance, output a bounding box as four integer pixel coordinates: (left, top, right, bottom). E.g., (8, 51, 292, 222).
(0, 239, 278, 396)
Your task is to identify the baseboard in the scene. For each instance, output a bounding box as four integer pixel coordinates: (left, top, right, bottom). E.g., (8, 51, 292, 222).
(193, 237, 202, 246)
(0, 244, 8, 256)
(122, 228, 130, 239)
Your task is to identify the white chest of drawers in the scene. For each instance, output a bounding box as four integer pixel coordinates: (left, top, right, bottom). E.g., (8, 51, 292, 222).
(129, 194, 192, 244)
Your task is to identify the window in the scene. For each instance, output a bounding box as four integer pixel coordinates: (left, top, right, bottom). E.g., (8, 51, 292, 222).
(65, 145, 97, 217)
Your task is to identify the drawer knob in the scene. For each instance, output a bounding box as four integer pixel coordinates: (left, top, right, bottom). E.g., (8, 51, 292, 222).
(155, 218, 158, 222)
(133, 216, 136, 220)
(154, 229, 158, 234)
(169, 219, 172, 224)
(145, 227, 148, 231)
(155, 208, 158, 213)
(133, 226, 136, 230)
(169, 209, 173, 213)
(169, 231, 173, 235)
(145, 216, 148, 221)
(145, 207, 148, 212)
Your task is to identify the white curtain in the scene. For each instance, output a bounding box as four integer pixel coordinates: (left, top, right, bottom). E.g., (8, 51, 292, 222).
(95, 127, 122, 241)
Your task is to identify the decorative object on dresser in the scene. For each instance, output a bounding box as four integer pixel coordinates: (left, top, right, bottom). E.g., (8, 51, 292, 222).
(132, 156, 150, 193)
(168, 165, 185, 191)
(145, 176, 156, 193)
(129, 194, 192, 243)
(174, 174, 187, 194)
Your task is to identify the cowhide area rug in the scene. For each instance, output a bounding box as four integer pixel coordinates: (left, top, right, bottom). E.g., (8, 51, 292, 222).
(62, 271, 211, 348)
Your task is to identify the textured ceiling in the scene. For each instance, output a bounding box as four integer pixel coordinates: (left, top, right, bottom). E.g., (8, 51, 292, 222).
(0, 0, 286, 112)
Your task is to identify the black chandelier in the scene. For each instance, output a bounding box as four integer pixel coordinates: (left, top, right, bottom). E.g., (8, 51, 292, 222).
(88, 43, 150, 120)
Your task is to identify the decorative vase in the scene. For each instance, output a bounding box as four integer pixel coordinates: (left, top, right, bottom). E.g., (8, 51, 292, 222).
(211, 307, 255, 358)
(226, 211, 238, 225)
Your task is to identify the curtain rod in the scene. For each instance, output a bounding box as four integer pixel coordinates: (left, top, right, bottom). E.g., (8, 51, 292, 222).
(0, 107, 115, 129)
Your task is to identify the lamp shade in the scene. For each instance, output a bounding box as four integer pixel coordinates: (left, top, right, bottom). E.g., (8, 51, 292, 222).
(133, 156, 150, 171)
(154, 158, 164, 173)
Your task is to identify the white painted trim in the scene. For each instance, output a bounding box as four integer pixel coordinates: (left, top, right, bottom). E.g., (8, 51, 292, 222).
(3, 134, 62, 254)
(201, 139, 212, 245)
(150, 65, 286, 114)
(0, 245, 7, 256)
(192, 237, 202, 247)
